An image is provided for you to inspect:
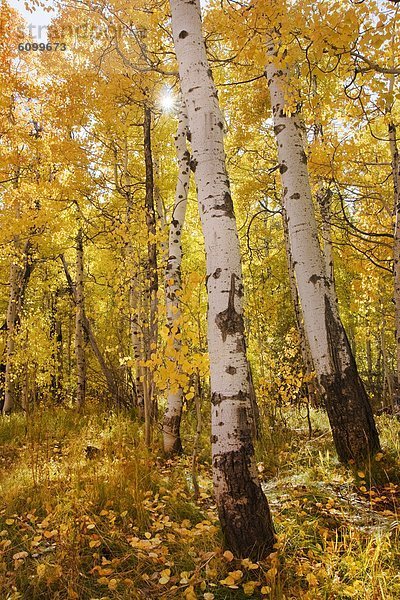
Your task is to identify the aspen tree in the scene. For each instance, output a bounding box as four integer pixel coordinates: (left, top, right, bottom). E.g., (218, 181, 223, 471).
(169, 0, 275, 557)
(265, 31, 380, 464)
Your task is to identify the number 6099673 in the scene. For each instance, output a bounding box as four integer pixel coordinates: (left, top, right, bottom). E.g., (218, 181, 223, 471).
(18, 42, 67, 51)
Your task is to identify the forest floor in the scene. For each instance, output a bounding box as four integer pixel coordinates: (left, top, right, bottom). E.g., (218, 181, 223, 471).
(0, 405, 399, 599)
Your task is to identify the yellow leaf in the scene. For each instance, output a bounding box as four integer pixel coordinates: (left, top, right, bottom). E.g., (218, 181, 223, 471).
(220, 575, 236, 586)
(108, 578, 118, 590)
(223, 550, 234, 562)
(12, 551, 28, 560)
(37, 564, 46, 578)
(261, 585, 271, 594)
(243, 580, 259, 596)
(44, 530, 57, 538)
(306, 573, 318, 587)
(266, 567, 277, 581)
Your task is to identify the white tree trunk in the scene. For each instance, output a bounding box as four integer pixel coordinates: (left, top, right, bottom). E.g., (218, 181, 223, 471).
(163, 104, 190, 455)
(170, 0, 274, 557)
(266, 32, 380, 464)
(75, 228, 86, 409)
(388, 120, 400, 409)
(282, 207, 318, 405)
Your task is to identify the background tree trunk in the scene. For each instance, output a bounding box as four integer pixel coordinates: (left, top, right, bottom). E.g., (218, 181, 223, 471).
(170, 0, 275, 558)
(143, 105, 158, 444)
(388, 120, 400, 409)
(163, 103, 190, 455)
(2, 241, 33, 414)
(75, 229, 86, 409)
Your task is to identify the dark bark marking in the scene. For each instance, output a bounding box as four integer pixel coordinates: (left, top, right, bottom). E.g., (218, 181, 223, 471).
(214, 445, 275, 558)
(279, 164, 288, 174)
(274, 124, 286, 135)
(215, 274, 244, 342)
(213, 268, 222, 279)
(226, 366, 237, 375)
(309, 274, 324, 284)
(163, 414, 183, 455)
(179, 30, 188, 39)
(319, 295, 380, 464)
(215, 191, 234, 218)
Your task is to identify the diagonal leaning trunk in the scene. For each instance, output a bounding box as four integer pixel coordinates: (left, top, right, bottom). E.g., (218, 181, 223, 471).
(265, 32, 380, 464)
(169, 0, 275, 557)
(163, 104, 191, 455)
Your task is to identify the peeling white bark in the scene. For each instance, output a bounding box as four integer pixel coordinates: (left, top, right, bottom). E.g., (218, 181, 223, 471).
(170, 0, 274, 557)
(163, 104, 190, 455)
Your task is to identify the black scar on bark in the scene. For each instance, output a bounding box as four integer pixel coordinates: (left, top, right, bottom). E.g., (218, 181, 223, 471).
(309, 274, 324, 284)
(214, 444, 276, 558)
(163, 414, 183, 455)
(190, 158, 198, 172)
(215, 273, 244, 342)
(178, 30, 188, 39)
(215, 191, 234, 218)
(226, 366, 237, 374)
(213, 268, 222, 279)
(290, 193, 300, 199)
(274, 124, 286, 135)
(319, 295, 380, 465)
(300, 150, 308, 164)
(279, 164, 288, 174)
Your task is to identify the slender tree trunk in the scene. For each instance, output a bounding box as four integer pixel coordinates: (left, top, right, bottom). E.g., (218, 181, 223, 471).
(143, 105, 158, 438)
(130, 286, 145, 415)
(75, 229, 86, 409)
(50, 291, 63, 404)
(388, 120, 400, 409)
(2, 241, 33, 414)
(3, 262, 20, 414)
(61, 254, 118, 402)
(163, 104, 191, 455)
(266, 33, 380, 464)
(170, 0, 275, 558)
